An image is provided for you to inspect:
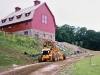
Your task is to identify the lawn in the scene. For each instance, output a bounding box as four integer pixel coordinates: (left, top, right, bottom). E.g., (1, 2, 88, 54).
(58, 53, 100, 75)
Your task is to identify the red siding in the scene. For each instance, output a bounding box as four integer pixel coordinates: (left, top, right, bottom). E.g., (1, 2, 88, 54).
(0, 21, 32, 32)
(32, 3, 55, 34)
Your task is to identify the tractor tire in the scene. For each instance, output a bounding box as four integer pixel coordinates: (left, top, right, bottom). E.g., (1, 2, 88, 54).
(63, 54, 66, 60)
(38, 55, 42, 62)
(52, 54, 57, 62)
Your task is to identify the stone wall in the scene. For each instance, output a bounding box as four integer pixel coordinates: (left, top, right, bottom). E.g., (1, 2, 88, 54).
(14, 29, 55, 41)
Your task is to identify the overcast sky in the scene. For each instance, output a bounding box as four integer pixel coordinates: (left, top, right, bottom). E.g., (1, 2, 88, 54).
(0, 0, 100, 31)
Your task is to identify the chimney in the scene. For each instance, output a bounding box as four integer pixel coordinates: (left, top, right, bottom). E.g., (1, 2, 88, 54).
(34, 0, 40, 6)
(15, 7, 21, 12)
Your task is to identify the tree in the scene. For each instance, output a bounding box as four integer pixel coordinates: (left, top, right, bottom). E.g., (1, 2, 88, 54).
(56, 24, 100, 51)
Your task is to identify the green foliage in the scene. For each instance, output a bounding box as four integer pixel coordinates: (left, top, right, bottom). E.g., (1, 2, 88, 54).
(72, 42, 74, 45)
(12, 34, 16, 42)
(56, 24, 100, 50)
(0, 31, 5, 36)
(0, 32, 38, 49)
(58, 54, 100, 75)
(56, 24, 75, 43)
(75, 41, 78, 46)
(80, 41, 83, 46)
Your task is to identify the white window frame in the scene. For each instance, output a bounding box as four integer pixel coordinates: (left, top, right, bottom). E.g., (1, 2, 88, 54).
(42, 14, 45, 23)
(8, 26, 11, 28)
(1, 28, 4, 31)
(42, 14, 47, 24)
(45, 16, 47, 24)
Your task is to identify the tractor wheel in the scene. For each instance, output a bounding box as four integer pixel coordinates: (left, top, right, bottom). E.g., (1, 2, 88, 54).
(52, 54, 57, 62)
(38, 55, 42, 62)
(63, 54, 66, 60)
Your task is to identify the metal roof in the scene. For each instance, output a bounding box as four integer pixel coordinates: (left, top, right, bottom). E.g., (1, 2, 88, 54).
(0, 2, 44, 26)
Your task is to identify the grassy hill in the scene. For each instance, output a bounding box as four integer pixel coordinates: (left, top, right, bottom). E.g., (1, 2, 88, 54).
(0, 32, 43, 71)
(0, 32, 74, 72)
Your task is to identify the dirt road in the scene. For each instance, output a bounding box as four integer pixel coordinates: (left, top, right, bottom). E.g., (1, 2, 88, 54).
(0, 51, 99, 75)
(29, 54, 85, 75)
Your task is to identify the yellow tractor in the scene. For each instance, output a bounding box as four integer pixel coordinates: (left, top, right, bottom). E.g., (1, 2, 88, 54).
(38, 40, 67, 62)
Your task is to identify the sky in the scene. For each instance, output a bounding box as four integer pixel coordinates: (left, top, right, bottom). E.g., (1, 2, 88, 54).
(0, 0, 100, 31)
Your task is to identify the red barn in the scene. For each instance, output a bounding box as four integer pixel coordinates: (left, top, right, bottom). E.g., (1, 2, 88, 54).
(0, 0, 56, 41)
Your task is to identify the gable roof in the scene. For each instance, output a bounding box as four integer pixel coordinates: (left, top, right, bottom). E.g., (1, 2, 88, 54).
(0, 2, 44, 26)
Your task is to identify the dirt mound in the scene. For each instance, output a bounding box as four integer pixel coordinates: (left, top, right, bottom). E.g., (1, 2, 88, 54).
(61, 42, 89, 51)
(61, 42, 79, 50)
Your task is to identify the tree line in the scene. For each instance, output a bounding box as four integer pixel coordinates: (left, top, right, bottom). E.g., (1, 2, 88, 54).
(56, 24, 100, 51)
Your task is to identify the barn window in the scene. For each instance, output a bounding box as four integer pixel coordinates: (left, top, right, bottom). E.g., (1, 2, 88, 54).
(25, 11, 31, 17)
(8, 26, 11, 28)
(34, 34, 39, 38)
(45, 16, 47, 24)
(51, 35, 52, 38)
(1, 28, 4, 31)
(43, 34, 45, 37)
(1, 19, 6, 23)
(24, 31, 28, 35)
(42, 15, 45, 23)
(42, 14, 47, 24)
(9, 17, 14, 21)
(16, 14, 22, 19)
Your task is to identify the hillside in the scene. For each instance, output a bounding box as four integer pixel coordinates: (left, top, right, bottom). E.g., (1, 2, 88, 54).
(0, 31, 89, 72)
(0, 32, 43, 72)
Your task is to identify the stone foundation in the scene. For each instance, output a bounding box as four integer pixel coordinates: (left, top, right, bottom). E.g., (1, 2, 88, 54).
(14, 29, 55, 41)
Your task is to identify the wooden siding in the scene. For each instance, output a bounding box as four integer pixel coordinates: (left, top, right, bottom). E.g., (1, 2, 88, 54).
(0, 20, 32, 32)
(32, 3, 55, 34)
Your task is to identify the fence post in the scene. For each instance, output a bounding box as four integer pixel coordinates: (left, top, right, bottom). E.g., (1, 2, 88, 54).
(89, 54, 94, 65)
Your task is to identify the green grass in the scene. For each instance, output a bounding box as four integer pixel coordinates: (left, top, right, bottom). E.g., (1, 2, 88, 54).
(0, 32, 42, 54)
(0, 32, 42, 71)
(58, 54, 100, 75)
(0, 50, 26, 69)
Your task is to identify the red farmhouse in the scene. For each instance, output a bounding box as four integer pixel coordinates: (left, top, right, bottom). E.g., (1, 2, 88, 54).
(0, 0, 56, 41)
